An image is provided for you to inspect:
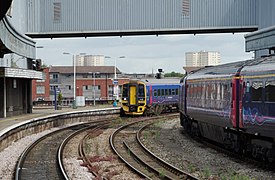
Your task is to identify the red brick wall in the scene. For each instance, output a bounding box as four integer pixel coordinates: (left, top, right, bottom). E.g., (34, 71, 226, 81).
(32, 68, 50, 101)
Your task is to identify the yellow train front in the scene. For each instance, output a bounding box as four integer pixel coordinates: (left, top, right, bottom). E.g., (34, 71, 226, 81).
(120, 80, 146, 116)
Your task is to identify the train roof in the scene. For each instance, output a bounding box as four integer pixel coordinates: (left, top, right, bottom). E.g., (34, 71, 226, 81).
(140, 78, 181, 85)
(186, 60, 246, 80)
(187, 55, 275, 80)
(241, 55, 275, 75)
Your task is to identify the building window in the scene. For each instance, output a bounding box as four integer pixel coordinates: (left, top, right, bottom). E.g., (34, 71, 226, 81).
(37, 85, 45, 94)
(53, 74, 58, 79)
(66, 85, 71, 90)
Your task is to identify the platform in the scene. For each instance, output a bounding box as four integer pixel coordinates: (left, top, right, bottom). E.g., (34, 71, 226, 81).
(0, 105, 112, 132)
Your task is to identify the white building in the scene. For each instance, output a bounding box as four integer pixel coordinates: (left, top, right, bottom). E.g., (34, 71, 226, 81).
(75, 55, 105, 66)
(185, 51, 221, 67)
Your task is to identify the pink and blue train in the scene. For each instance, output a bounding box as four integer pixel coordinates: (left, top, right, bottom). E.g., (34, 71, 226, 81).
(120, 79, 180, 116)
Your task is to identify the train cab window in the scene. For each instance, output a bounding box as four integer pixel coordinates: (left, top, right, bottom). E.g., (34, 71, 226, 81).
(265, 81, 275, 102)
(122, 84, 129, 98)
(138, 84, 145, 97)
(251, 81, 263, 102)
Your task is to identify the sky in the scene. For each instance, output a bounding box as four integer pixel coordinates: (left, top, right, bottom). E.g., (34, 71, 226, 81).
(35, 33, 254, 74)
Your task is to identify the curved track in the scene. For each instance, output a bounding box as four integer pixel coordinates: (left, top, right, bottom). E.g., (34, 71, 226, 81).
(15, 120, 110, 180)
(110, 114, 198, 180)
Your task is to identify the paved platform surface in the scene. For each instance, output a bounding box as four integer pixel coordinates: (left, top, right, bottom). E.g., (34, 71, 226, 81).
(0, 105, 114, 132)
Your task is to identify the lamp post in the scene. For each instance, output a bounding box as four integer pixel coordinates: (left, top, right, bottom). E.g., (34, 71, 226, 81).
(105, 56, 125, 101)
(63, 52, 76, 109)
(89, 72, 100, 106)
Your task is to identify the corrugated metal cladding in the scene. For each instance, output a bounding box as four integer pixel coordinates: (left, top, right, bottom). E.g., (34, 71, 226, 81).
(26, 0, 258, 36)
(258, 0, 275, 29)
(244, 0, 275, 52)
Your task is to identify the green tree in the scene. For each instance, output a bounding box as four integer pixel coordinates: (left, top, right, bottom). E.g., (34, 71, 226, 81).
(58, 92, 63, 106)
(164, 71, 184, 77)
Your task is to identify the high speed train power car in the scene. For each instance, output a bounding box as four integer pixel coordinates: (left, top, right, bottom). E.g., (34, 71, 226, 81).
(179, 55, 275, 162)
(120, 79, 180, 116)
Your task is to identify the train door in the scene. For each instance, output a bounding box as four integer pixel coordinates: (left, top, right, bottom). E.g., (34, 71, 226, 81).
(231, 76, 240, 128)
(263, 80, 275, 121)
(129, 85, 137, 105)
(242, 80, 265, 127)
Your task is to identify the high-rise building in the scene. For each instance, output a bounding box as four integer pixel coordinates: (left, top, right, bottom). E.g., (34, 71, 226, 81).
(75, 55, 105, 66)
(185, 51, 221, 67)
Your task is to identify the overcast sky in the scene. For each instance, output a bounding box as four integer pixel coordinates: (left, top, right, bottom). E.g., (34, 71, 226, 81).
(36, 33, 254, 74)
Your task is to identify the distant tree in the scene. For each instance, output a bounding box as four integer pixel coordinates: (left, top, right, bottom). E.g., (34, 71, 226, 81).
(41, 63, 48, 68)
(164, 71, 184, 77)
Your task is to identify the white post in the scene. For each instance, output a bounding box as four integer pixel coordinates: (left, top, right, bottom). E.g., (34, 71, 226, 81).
(114, 58, 117, 100)
(73, 55, 76, 108)
(93, 72, 96, 106)
(3, 77, 6, 118)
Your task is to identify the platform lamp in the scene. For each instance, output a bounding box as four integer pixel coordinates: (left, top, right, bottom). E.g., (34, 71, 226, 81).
(89, 72, 100, 106)
(63, 52, 77, 109)
(105, 56, 125, 101)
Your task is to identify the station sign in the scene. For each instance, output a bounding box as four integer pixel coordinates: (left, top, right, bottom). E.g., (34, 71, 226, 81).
(113, 79, 118, 84)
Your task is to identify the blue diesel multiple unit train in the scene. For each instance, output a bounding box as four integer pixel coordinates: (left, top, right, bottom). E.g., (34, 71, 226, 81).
(179, 55, 275, 162)
(120, 79, 180, 116)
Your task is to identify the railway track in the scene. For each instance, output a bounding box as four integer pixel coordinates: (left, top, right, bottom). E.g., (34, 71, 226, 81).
(14, 120, 111, 180)
(110, 114, 198, 180)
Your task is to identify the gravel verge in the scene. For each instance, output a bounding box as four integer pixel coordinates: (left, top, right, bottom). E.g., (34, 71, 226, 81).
(141, 118, 275, 179)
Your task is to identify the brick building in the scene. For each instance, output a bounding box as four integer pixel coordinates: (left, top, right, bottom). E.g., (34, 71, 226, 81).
(32, 66, 129, 105)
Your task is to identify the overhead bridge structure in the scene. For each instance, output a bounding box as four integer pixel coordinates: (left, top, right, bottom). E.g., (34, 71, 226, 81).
(25, 0, 258, 38)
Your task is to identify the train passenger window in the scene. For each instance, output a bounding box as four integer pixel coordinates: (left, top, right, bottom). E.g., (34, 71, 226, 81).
(169, 89, 172, 95)
(193, 84, 197, 97)
(216, 84, 221, 100)
(158, 89, 161, 96)
(172, 89, 175, 95)
(165, 89, 168, 96)
(206, 85, 211, 100)
(161, 89, 165, 96)
(154, 89, 157, 97)
(265, 81, 275, 102)
(138, 84, 145, 97)
(176, 88, 179, 95)
(251, 81, 263, 102)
